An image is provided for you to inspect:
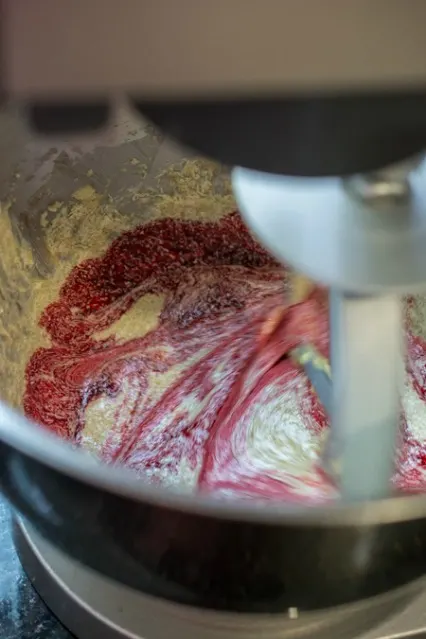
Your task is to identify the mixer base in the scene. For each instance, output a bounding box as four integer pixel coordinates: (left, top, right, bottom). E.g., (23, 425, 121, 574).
(13, 518, 426, 639)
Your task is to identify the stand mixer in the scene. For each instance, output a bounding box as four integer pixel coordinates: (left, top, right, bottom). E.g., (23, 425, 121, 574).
(4, 1, 426, 638)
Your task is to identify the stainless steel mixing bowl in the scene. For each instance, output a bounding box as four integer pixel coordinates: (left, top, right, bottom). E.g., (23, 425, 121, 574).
(1, 104, 426, 637)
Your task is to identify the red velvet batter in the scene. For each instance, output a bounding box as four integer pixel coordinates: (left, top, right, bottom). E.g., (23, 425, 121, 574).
(23, 212, 426, 501)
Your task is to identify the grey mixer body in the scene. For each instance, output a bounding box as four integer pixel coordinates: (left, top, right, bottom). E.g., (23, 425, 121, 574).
(3, 2, 426, 638)
(12, 519, 426, 639)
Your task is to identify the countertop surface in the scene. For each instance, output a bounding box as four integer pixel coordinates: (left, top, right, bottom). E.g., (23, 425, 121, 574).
(0, 497, 72, 639)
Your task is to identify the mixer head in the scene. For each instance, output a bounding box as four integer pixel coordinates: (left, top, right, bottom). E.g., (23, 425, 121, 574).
(4, 1, 426, 177)
(233, 156, 426, 294)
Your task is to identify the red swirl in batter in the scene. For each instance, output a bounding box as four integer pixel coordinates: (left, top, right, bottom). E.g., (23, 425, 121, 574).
(23, 212, 426, 502)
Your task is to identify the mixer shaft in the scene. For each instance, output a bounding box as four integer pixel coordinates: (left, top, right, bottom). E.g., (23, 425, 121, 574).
(328, 291, 402, 500)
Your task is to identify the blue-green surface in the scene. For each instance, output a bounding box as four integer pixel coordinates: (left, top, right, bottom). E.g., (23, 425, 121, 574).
(0, 499, 71, 639)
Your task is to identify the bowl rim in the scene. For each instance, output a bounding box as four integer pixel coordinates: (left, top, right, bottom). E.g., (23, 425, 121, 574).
(1, 401, 425, 528)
